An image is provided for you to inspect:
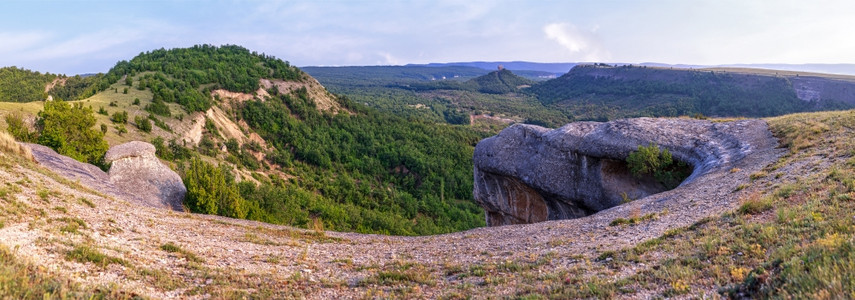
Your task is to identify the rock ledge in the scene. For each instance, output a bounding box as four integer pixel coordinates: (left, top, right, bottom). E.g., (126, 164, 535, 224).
(473, 118, 778, 226)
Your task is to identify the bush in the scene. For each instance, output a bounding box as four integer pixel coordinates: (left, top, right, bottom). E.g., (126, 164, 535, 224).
(36, 100, 108, 166)
(115, 124, 127, 135)
(134, 116, 152, 133)
(145, 98, 171, 117)
(183, 158, 247, 219)
(110, 111, 128, 124)
(4, 113, 36, 142)
(626, 143, 691, 189)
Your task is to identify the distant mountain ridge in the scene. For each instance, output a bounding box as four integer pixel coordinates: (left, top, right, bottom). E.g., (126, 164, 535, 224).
(528, 64, 855, 119)
(412, 61, 577, 76)
(402, 61, 855, 77)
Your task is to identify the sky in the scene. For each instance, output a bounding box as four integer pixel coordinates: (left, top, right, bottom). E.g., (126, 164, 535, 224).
(1, 0, 854, 74)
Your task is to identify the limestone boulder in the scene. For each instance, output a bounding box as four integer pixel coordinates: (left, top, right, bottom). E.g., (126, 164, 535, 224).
(105, 141, 186, 211)
(473, 118, 777, 226)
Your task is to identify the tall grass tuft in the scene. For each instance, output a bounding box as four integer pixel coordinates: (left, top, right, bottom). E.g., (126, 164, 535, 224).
(0, 131, 33, 161)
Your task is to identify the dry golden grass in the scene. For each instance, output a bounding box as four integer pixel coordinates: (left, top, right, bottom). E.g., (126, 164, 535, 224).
(0, 131, 33, 161)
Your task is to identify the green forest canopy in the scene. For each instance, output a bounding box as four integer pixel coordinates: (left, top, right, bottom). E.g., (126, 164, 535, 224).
(93, 45, 489, 235)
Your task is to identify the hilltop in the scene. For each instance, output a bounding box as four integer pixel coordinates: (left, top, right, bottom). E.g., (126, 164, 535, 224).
(467, 68, 534, 94)
(0, 45, 486, 236)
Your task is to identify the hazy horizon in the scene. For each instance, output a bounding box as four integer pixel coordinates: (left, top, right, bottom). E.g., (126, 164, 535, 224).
(2, 0, 854, 74)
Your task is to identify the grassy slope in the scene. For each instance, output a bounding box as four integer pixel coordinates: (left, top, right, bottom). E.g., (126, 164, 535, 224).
(0, 72, 186, 146)
(509, 110, 855, 298)
(0, 132, 130, 299)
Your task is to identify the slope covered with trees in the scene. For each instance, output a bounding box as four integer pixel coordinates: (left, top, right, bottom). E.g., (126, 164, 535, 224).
(0, 66, 112, 102)
(0, 67, 56, 102)
(64, 45, 488, 235)
(101, 44, 303, 113)
(529, 64, 853, 119)
(307, 67, 573, 129)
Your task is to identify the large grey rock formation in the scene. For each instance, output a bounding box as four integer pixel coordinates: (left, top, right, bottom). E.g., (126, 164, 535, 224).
(28, 141, 185, 211)
(104, 141, 186, 211)
(473, 118, 777, 226)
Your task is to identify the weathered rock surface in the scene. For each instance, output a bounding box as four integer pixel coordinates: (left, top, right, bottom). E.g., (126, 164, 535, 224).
(105, 141, 186, 211)
(473, 117, 778, 226)
(28, 141, 185, 211)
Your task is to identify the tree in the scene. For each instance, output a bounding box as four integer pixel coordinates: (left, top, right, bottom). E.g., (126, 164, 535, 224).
(36, 100, 109, 166)
(627, 143, 671, 176)
(626, 143, 690, 189)
(183, 158, 247, 218)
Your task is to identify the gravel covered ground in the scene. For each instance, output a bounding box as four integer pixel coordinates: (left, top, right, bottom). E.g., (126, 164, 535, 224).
(0, 118, 783, 299)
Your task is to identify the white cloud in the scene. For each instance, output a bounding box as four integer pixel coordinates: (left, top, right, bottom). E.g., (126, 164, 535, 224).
(543, 22, 609, 62)
(0, 32, 50, 56)
(27, 29, 142, 60)
(377, 52, 399, 65)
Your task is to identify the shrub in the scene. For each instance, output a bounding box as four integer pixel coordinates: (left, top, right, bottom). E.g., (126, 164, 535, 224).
(626, 143, 691, 189)
(110, 111, 128, 124)
(183, 158, 247, 219)
(134, 115, 152, 133)
(145, 97, 171, 117)
(115, 124, 127, 135)
(4, 113, 36, 142)
(36, 100, 108, 166)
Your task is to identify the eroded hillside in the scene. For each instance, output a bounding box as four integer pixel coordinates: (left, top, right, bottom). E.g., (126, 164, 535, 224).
(2, 109, 855, 298)
(1, 45, 487, 237)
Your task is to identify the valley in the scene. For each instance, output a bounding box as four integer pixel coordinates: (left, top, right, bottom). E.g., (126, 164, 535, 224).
(1, 45, 855, 298)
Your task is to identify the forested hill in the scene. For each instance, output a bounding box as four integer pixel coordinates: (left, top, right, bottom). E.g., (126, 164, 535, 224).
(108, 45, 487, 235)
(0, 44, 487, 236)
(469, 69, 534, 94)
(0, 66, 107, 102)
(529, 64, 855, 118)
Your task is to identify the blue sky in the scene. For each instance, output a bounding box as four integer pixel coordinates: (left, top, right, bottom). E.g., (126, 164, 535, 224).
(1, 0, 853, 74)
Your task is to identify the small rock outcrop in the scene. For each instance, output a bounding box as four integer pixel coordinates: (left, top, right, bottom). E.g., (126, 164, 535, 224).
(473, 118, 778, 226)
(104, 141, 186, 211)
(28, 141, 185, 211)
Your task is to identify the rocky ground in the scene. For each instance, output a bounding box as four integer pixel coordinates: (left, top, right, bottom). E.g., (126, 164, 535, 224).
(0, 117, 788, 299)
